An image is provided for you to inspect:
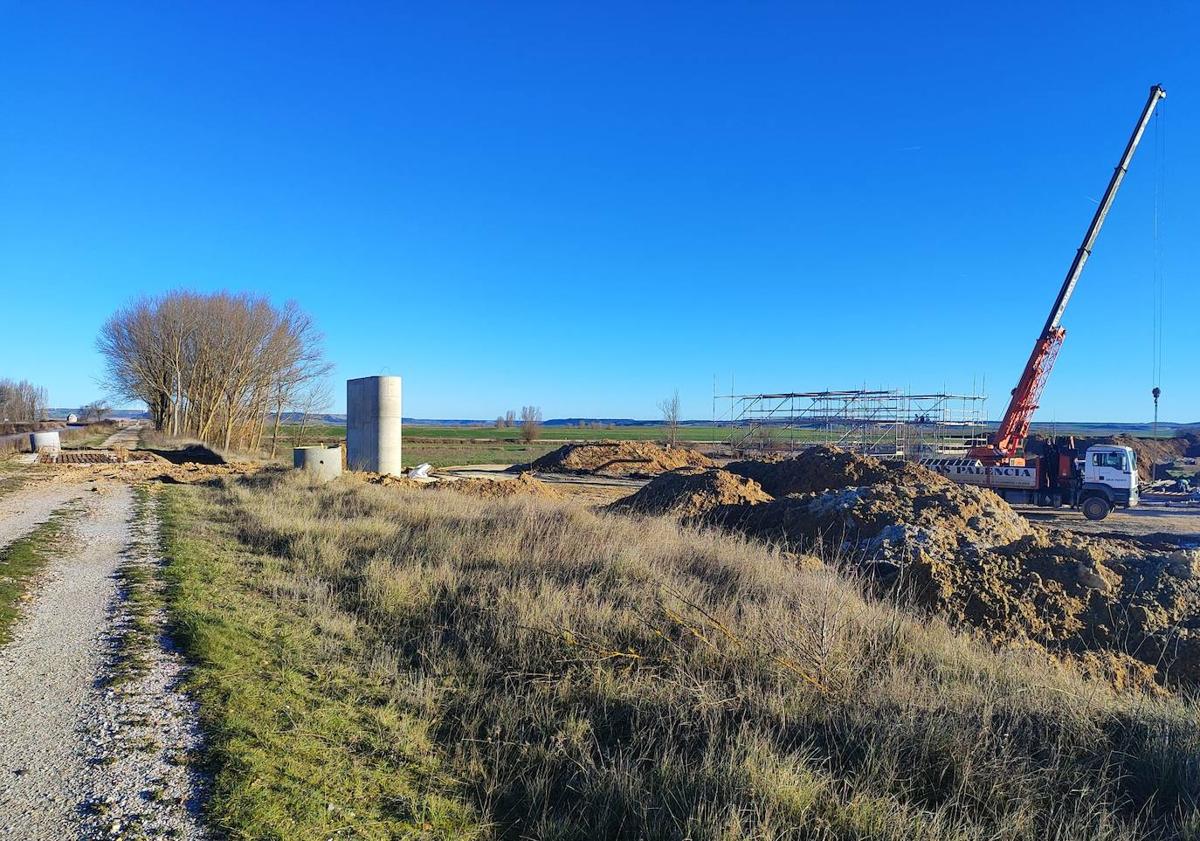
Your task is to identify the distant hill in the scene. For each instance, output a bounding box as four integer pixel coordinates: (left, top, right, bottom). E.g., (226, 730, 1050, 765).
(48, 409, 1200, 436)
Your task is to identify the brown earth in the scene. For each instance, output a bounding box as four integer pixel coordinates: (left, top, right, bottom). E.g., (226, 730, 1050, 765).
(530, 441, 713, 478)
(359, 472, 426, 490)
(37, 456, 263, 485)
(726, 448, 929, 497)
(607, 468, 772, 519)
(431, 472, 561, 500)
(612, 445, 1200, 688)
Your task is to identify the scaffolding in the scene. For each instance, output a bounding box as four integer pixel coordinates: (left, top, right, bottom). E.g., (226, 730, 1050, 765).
(722, 389, 989, 459)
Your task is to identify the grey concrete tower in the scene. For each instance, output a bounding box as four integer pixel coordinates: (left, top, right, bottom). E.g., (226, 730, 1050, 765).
(346, 376, 403, 475)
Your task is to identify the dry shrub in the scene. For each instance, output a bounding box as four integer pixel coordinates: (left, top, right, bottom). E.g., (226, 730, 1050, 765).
(212, 471, 1200, 840)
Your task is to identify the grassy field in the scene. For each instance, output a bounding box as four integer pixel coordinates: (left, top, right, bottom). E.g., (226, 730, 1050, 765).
(276, 423, 755, 468)
(161, 470, 1200, 840)
(280, 423, 733, 444)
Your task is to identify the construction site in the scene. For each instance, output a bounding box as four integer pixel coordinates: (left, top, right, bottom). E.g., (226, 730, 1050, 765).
(4, 23, 1200, 836)
(722, 388, 990, 457)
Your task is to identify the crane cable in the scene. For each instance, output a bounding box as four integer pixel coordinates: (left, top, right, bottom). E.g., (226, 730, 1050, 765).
(1151, 103, 1166, 430)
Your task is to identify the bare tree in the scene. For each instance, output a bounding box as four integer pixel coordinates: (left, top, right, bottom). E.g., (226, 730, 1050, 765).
(504, 409, 516, 428)
(0, 380, 48, 422)
(289, 380, 334, 450)
(98, 291, 330, 452)
(520, 405, 542, 443)
(659, 389, 681, 448)
(80, 400, 111, 423)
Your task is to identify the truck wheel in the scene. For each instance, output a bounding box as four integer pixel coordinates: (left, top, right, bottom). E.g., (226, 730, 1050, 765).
(1082, 496, 1111, 521)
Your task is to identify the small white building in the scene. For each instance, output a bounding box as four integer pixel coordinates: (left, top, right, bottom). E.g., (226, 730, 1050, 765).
(66, 413, 79, 423)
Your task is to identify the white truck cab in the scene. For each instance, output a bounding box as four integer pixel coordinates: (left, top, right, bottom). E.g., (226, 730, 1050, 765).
(1077, 444, 1138, 520)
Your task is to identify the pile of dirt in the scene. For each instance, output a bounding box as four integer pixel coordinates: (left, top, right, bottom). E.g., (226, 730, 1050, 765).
(361, 473, 426, 490)
(432, 472, 562, 500)
(725, 448, 925, 497)
(530, 442, 713, 478)
(607, 468, 772, 519)
(713, 455, 1029, 562)
(608, 445, 1200, 687)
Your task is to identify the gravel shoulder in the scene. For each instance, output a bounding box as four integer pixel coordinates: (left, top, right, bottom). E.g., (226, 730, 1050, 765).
(0, 478, 207, 839)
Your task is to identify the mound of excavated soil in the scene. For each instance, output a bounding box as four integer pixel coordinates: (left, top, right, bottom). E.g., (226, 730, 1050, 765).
(608, 468, 772, 519)
(531, 442, 713, 478)
(725, 447, 925, 497)
(713, 457, 1029, 561)
(432, 472, 561, 500)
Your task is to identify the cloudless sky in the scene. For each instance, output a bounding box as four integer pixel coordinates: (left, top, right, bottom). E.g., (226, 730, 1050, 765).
(2, 2, 1197, 421)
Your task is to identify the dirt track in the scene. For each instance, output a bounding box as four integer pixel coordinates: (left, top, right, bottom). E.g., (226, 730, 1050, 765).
(1020, 504, 1200, 545)
(0, 469, 206, 838)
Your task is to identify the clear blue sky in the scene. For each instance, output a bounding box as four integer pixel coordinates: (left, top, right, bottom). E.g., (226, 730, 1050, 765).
(2, 2, 1196, 422)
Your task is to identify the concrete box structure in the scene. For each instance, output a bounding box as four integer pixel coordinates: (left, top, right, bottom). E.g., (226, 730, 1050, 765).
(293, 445, 344, 483)
(346, 376, 402, 475)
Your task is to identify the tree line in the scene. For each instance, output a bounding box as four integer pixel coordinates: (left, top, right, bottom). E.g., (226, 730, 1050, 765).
(98, 291, 330, 452)
(0, 379, 48, 422)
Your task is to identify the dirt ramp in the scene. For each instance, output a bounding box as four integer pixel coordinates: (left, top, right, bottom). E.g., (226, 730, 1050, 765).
(531, 442, 713, 478)
(608, 468, 771, 519)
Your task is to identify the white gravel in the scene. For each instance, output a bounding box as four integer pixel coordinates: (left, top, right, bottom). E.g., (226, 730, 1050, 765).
(0, 480, 207, 839)
(0, 478, 89, 549)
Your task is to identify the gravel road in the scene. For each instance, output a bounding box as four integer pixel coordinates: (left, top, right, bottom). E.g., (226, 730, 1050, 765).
(0, 478, 207, 839)
(0, 479, 89, 549)
(98, 425, 143, 451)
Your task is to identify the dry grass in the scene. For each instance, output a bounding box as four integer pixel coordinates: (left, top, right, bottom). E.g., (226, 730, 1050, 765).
(169, 470, 1200, 840)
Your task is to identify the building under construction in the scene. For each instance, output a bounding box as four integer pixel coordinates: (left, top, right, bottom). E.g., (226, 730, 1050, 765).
(722, 388, 989, 459)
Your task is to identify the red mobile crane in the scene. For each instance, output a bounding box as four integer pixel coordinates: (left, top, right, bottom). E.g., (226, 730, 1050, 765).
(924, 86, 1165, 520)
(969, 84, 1166, 466)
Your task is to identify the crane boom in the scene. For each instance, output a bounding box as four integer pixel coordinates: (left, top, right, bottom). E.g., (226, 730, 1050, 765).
(974, 85, 1166, 464)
